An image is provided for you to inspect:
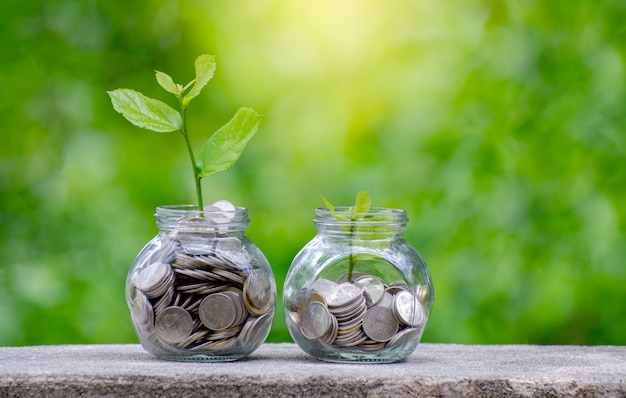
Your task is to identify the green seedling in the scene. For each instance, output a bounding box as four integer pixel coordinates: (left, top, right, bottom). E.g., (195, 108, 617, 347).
(321, 191, 372, 282)
(108, 54, 262, 210)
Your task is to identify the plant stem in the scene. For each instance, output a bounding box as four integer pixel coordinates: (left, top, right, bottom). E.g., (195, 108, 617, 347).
(347, 223, 356, 282)
(179, 101, 204, 211)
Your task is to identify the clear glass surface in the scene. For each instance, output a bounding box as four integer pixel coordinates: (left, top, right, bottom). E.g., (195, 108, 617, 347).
(126, 205, 276, 361)
(284, 207, 434, 363)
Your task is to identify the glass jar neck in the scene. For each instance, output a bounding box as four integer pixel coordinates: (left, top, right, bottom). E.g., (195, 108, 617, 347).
(313, 207, 407, 239)
(155, 205, 249, 233)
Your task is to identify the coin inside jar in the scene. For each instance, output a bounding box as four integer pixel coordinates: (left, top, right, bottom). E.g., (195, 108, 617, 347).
(244, 269, 272, 314)
(310, 278, 338, 297)
(325, 283, 363, 308)
(204, 200, 237, 224)
(199, 292, 239, 331)
(393, 290, 425, 327)
(299, 301, 333, 340)
(155, 306, 193, 344)
(355, 276, 385, 307)
(129, 286, 154, 330)
(362, 306, 399, 342)
(134, 262, 174, 298)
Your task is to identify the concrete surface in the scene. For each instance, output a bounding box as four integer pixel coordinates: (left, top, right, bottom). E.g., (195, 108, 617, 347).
(0, 343, 624, 397)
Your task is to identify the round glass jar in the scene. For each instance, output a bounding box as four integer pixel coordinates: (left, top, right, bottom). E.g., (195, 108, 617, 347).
(284, 207, 434, 363)
(126, 204, 276, 361)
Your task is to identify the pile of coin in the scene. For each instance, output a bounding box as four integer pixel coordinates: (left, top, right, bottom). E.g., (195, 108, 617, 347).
(127, 201, 274, 355)
(288, 273, 428, 352)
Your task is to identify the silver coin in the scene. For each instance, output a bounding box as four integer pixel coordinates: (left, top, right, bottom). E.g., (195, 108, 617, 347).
(415, 284, 429, 303)
(335, 305, 366, 329)
(378, 291, 394, 309)
(184, 296, 203, 313)
(359, 340, 387, 351)
(199, 293, 238, 331)
(154, 306, 193, 344)
(243, 269, 272, 314)
(290, 287, 309, 312)
(362, 306, 399, 343)
(387, 281, 411, 295)
(207, 325, 241, 341)
(204, 200, 237, 224)
(286, 309, 298, 325)
(337, 318, 363, 335)
(222, 289, 248, 327)
(153, 284, 175, 318)
(321, 312, 339, 344)
(355, 276, 385, 307)
(310, 278, 338, 297)
(175, 283, 224, 295)
(330, 294, 366, 318)
(129, 286, 154, 330)
(173, 267, 218, 281)
(212, 199, 237, 212)
(213, 268, 244, 286)
(299, 301, 333, 340)
(199, 336, 238, 352)
(335, 328, 367, 347)
(386, 327, 421, 349)
(329, 297, 367, 322)
(190, 254, 223, 269)
(171, 253, 203, 269)
(134, 262, 174, 298)
(176, 329, 210, 348)
(393, 290, 425, 327)
(238, 312, 271, 347)
(326, 283, 363, 308)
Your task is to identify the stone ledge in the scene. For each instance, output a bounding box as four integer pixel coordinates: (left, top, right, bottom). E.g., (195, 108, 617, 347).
(1, 343, 624, 397)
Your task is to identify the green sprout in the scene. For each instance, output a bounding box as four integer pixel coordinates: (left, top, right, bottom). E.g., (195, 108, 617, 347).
(321, 191, 371, 282)
(107, 54, 262, 210)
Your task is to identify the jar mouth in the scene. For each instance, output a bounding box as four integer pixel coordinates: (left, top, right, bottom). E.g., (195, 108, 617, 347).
(155, 204, 249, 230)
(314, 207, 408, 235)
(315, 207, 406, 220)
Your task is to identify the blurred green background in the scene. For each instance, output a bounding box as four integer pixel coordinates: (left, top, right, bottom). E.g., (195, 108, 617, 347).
(1, 0, 625, 347)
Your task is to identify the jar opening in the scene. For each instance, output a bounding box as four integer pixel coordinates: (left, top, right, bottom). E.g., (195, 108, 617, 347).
(314, 207, 408, 236)
(155, 205, 249, 231)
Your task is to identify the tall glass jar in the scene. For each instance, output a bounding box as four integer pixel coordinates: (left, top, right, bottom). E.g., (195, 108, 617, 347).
(284, 207, 434, 363)
(126, 204, 276, 361)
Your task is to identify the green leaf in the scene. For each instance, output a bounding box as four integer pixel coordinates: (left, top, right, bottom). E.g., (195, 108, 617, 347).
(107, 89, 182, 133)
(155, 70, 181, 96)
(197, 107, 262, 178)
(321, 196, 335, 212)
(183, 54, 216, 106)
(354, 191, 371, 213)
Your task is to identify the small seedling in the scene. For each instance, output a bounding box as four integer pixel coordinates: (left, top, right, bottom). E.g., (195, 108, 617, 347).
(107, 54, 261, 210)
(321, 191, 372, 281)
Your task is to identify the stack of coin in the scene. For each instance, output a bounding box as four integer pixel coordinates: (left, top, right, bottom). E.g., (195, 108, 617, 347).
(199, 290, 248, 331)
(289, 274, 428, 353)
(327, 283, 368, 348)
(128, 210, 274, 354)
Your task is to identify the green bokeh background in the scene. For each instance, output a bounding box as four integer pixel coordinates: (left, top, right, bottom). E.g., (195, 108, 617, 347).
(1, 0, 625, 346)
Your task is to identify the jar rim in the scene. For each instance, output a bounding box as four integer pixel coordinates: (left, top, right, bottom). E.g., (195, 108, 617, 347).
(157, 204, 246, 212)
(155, 204, 249, 229)
(314, 207, 408, 230)
(315, 206, 406, 218)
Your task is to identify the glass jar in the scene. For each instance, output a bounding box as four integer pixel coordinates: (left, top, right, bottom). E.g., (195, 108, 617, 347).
(284, 207, 434, 363)
(126, 204, 276, 361)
